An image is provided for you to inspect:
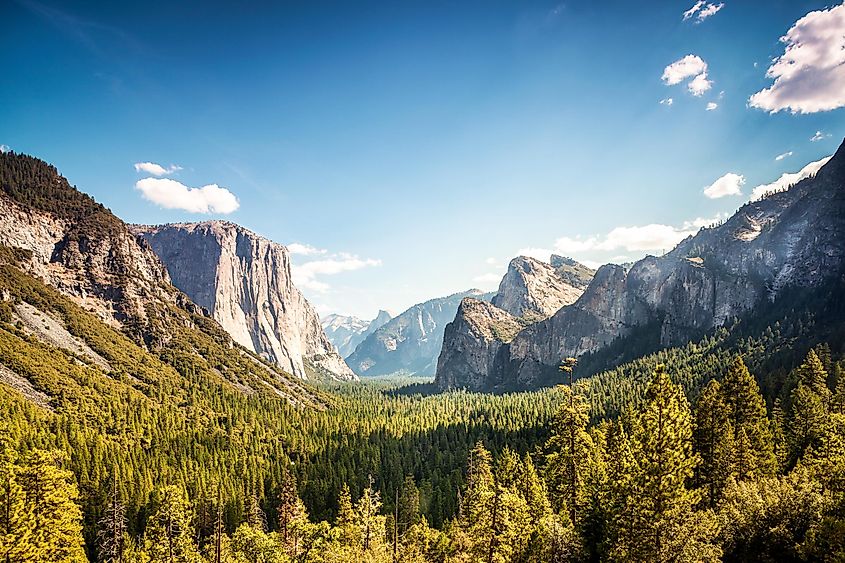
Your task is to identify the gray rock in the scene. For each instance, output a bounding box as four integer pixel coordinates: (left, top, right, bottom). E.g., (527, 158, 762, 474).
(346, 289, 491, 376)
(321, 309, 393, 358)
(132, 222, 356, 382)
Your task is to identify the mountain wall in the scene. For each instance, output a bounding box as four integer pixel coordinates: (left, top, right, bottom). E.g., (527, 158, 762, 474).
(322, 310, 393, 358)
(346, 289, 491, 376)
(133, 222, 356, 381)
(436, 140, 845, 391)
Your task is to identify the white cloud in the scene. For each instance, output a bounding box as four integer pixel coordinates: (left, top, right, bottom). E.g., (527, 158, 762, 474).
(683, 1, 723, 22)
(291, 255, 382, 293)
(554, 226, 694, 254)
(485, 257, 498, 265)
(0, 144, 10, 153)
(775, 151, 793, 161)
(703, 172, 745, 198)
(683, 1, 705, 20)
(749, 3, 845, 113)
(134, 161, 182, 176)
(811, 130, 830, 142)
(682, 212, 730, 230)
(696, 2, 724, 21)
(750, 155, 832, 200)
(706, 102, 719, 111)
(688, 72, 713, 96)
(135, 178, 239, 214)
(659, 97, 674, 106)
(287, 243, 327, 256)
(662, 55, 708, 85)
(663, 55, 712, 96)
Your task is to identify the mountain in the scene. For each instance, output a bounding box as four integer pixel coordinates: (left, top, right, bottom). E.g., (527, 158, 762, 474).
(132, 222, 356, 381)
(321, 309, 393, 358)
(345, 289, 492, 376)
(436, 255, 594, 391)
(491, 255, 595, 321)
(0, 151, 323, 405)
(436, 139, 845, 391)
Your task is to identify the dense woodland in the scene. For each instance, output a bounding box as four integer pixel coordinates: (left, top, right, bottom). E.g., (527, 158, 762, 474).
(3, 349, 845, 562)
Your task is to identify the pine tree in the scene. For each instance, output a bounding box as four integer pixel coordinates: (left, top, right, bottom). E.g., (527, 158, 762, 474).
(277, 467, 309, 557)
(0, 445, 36, 563)
(720, 356, 776, 479)
(545, 385, 593, 528)
(397, 475, 421, 535)
(693, 380, 734, 507)
(519, 453, 551, 525)
(612, 365, 719, 562)
(144, 485, 202, 563)
(97, 473, 127, 563)
(17, 450, 86, 563)
(356, 477, 386, 555)
(789, 349, 832, 463)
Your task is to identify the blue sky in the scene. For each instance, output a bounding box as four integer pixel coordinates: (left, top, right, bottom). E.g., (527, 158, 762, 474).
(2, 0, 844, 319)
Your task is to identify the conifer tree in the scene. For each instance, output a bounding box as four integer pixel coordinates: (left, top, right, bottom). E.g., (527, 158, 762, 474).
(612, 365, 718, 562)
(17, 450, 86, 563)
(145, 485, 202, 563)
(0, 445, 36, 563)
(545, 385, 592, 528)
(789, 349, 832, 463)
(397, 475, 421, 535)
(693, 379, 734, 507)
(720, 356, 776, 479)
(277, 467, 309, 557)
(356, 477, 386, 555)
(97, 474, 127, 563)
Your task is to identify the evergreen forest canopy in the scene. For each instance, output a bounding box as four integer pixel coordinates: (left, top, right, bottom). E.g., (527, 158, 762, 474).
(0, 151, 844, 561)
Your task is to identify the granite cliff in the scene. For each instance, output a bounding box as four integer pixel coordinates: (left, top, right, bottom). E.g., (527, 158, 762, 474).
(437, 140, 845, 391)
(133, 222, 356, 381)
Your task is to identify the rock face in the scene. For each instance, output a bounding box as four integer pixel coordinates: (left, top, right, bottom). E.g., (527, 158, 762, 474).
(0, 154, 172, 327)
(492, 255, 594, 321)
(435, 298, 528, 391)
(133, 222, 356, 381)
(346, 290, 491, 376)
(437, 139, 845, 391)
(321, 310, 393, 358)
(436, 255, 593, 391)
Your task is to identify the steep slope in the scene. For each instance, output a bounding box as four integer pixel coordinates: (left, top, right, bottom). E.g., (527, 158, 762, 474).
(435, 298, 530, 391)
(321, 309, 392, 358)
(132, 222, 356, 381)
(346, 289, 491, 376)
(437, 139, 845, 391)
(437, 255, 593, 391)
(0, 151, 323, 403)
(492, 255, 594, 321)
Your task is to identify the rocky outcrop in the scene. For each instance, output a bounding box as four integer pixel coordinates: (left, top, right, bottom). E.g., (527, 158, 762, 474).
(437, 139, 845, 391)
(322, 309, 393, 358)
(0, 155, 171, 327)
(346, 289, 491, 376)
(436, 256, 593, 391)
(492, 256, 594, 321)
(132, 222, 356, 381)
(435, 298, 528, 391)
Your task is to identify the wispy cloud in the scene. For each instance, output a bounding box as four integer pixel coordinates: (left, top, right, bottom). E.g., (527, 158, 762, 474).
(775, 151, 793, 161)
(0, 145, 10, 153)
(703, 172, 745, 198)
(749, 2, 845, 113)
(750, 155, 832, 200)
(472, 272, 502, 287)
(706, 102, 718, 111)
(811, 131, 830, 142)
(659, 97, 674, 106)
(134, 161, 182, 176)
(135, 178, 239, 214)
(663, 55, 712, 96)
(683, 1, 724, 22)
(292, 254, 382, 293)
(287, 243, 327, 256)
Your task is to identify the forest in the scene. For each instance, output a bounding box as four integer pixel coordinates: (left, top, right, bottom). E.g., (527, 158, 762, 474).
(2, 345, 845, 562)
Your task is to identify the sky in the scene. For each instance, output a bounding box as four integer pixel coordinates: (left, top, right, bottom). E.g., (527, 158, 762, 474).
(2, 0, 844, 320)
